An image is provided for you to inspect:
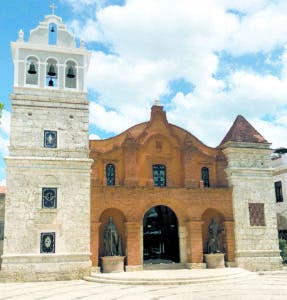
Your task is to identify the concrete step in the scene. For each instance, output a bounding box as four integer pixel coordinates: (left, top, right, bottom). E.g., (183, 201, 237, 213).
(84, 268, 257, 285)
(143, 263, 186, 270)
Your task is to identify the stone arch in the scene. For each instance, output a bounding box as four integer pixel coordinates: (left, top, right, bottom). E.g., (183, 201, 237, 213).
(64, 58, 78, 89)
(45, 57, 59, 87)
(99, 208, 126, 259)
(143, 205, 180, 263)
(25, 55, 40, 86)
(201, 208, 226, 254)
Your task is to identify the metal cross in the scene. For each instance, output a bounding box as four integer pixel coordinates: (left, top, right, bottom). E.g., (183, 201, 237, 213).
(50, 3, 57, 15)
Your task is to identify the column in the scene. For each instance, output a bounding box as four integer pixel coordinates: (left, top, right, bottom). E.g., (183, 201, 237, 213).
(90, 222, 101, 269)
(125, 222, 142, 271)
(186, 220, 205, 268)
(224, 220, 236, 264)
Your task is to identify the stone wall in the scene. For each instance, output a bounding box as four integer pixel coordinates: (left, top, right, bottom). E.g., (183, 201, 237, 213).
(1, 90, 92, 281)
(223, 142, 282, 271)
(0, 193, 4, 266)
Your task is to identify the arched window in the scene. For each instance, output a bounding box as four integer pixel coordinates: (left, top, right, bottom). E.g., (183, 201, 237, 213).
(65, 60, 77, 89)
(201, 167, 210, 187)
(153, 164, 166, 187)
(106, 164, 115, 186)
(26, 56, 38, 85)
(46, 58, 58, 87)
(48, 23, 57, 45)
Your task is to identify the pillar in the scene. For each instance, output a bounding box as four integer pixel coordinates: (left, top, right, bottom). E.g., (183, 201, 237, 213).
(90, 222, 101, 271)
(224, 220, 236, 264)
(186, 220, 205, 269)
(125, 222, 142, 271)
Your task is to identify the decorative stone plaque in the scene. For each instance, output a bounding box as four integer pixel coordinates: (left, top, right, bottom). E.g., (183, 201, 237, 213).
(42, 188, 57, 208)
(249, 203, 265, 226)
(40, 232, 55, 253)
(44, 130, 57, 148)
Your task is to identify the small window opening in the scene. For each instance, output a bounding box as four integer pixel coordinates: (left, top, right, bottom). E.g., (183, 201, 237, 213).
(46, 58, 58, 87)
(48, 23, 57, 45)
(65, 61, 77, 89)
(153, 164, 166, 187)
(106, 164, 115, 186)
(26, 57, 38, 85)
(201, 167, 210, 187)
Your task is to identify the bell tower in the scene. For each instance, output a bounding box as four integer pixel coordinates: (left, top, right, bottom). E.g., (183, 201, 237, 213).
(2, 9, 92, 281)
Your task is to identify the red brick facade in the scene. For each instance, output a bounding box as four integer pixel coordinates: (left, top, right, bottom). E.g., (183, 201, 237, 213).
(90, 105, 235, 268)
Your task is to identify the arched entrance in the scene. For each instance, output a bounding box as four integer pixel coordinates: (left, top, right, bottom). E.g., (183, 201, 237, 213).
(143, 205, 179, 263)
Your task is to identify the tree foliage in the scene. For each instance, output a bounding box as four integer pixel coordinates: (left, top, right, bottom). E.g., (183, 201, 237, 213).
(0, 103, 3, 123)
(279, 238, 287, 264)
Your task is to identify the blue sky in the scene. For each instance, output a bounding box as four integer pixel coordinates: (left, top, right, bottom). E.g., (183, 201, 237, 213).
(1, 0, 287, 185)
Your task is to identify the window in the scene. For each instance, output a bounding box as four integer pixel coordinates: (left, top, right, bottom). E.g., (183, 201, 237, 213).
(44, 130, 57, 148)
(65, 61, 77, 89)
(201, 167, 210, 187)
(249, 203, 265, 226)
(40, 232, 55, 253)
(153, 164, 166, 187)
(106, 164, 115, 186)
(42, 188, 57, 209)
(26, 56, 38, 85)
(275, 181, 283, 202)
(46, 58, 58, 87)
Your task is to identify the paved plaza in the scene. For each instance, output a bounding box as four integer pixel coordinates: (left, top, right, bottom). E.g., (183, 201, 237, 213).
(1, 268, 287, 300)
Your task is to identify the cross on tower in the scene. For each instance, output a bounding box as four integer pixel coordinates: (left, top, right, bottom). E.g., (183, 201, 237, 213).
(50, 3, 57, 15)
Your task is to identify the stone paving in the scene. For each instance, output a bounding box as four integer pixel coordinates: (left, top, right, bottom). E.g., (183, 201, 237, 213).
(0, 269, 287, 300)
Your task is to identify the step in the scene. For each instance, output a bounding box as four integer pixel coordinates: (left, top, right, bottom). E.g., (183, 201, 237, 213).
(84, 268, 256, 285)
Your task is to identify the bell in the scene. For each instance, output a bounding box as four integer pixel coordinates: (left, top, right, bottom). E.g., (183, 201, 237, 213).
(48, 78, 54, 87)
(51, 26, 55, 33)
(66, 67, 75, 78)
(47, 64, 56, 77)
(28, 62, 37, 74)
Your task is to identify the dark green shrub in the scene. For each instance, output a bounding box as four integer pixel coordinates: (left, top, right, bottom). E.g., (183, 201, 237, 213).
(279, 238, 287, 264)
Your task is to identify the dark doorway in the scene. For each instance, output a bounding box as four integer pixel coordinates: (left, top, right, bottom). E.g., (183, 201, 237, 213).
(143, 205, 179, 263)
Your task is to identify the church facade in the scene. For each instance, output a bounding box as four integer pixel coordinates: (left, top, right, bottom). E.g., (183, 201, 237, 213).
(0, 13, 282, 281)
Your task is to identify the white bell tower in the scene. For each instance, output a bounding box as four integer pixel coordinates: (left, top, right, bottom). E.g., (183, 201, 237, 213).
(2, 8, 93, 281)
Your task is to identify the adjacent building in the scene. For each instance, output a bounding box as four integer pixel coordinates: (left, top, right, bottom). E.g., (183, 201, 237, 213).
(272, 149, 287, 238)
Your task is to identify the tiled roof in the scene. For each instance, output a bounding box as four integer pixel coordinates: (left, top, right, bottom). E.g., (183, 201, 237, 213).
(219, 115, 267, 146)
(0, 186, 6, 194)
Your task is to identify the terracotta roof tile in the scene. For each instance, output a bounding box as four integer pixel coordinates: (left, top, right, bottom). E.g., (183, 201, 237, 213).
(219, 115, 268, 146)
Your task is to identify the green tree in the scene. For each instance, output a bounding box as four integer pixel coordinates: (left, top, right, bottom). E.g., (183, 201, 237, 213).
(279, 238, 287, 264)
(0, 103, 3, 123)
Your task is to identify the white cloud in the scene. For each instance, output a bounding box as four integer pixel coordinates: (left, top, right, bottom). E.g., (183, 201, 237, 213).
(0, 178, 6, 187)
(89, 133, 101, 140)
(63, 0, 287, 148)
(89, 102, 149, 134)
(226, 2, 287, 54)
(0, 110, 11, 136)
(0, 135, 9, 157)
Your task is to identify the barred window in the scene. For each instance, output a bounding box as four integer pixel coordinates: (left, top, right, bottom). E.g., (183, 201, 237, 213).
(201, 167, 210, 187)
(106, 164, 115, 186)
(153, 164, 166, 187)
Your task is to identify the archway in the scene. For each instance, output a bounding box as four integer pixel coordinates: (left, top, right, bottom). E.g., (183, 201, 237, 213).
(143, 205, 179, 263)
